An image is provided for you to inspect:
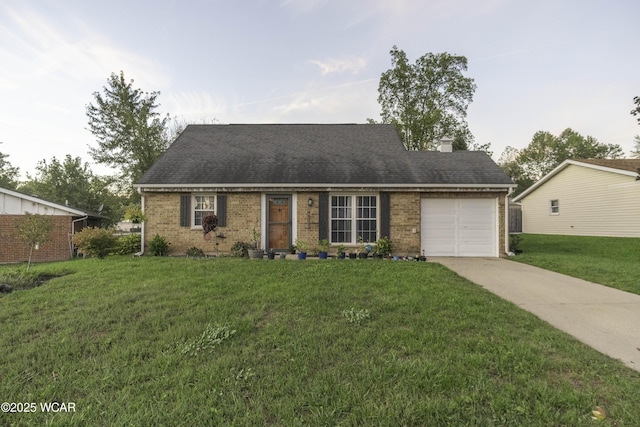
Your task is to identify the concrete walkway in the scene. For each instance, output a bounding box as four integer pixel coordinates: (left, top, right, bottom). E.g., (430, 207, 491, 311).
(432, 257, 640, 372)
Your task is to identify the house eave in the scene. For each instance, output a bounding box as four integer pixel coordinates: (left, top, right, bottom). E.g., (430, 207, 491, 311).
(136, 183, 514, 193)
(0, 187, 89, 216)
(512, 159, 639, 202)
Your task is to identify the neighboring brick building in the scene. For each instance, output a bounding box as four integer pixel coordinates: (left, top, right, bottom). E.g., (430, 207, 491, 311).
(0, 187, 101, 264)
(136, 124, 515, 257)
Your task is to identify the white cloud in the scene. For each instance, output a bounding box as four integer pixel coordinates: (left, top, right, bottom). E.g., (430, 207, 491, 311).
(309, 56, 367, 76)
(0, 3, 167, 91)
(164, 91, 228, 122)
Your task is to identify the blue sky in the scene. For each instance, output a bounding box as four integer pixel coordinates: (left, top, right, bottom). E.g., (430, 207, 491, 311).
(1, 0, 638, 179)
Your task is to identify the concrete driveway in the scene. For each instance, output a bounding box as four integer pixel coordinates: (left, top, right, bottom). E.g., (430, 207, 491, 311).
(432, 257, 640, 372)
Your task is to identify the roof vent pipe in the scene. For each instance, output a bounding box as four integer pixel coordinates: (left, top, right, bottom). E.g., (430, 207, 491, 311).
(438, 137, 453, 152)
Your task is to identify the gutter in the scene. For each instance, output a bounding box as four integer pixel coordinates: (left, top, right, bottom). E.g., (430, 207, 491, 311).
(505, 187, 514, 256)
(136, 188, 145, 256)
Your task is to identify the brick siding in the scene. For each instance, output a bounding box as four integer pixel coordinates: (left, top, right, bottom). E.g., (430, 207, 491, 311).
(142, 190, 508, 257)
(0, 215, 73, 263)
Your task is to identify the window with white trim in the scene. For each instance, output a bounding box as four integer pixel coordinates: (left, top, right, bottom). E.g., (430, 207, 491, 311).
(193, 195, 216, 227)
(330, 195, 377, 244)
(550, 199, 559, 215)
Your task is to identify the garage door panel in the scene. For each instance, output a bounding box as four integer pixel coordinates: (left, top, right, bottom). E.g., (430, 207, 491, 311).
(421, 198, 497, 257)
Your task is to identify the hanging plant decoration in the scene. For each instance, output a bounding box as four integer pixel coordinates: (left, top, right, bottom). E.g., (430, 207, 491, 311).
(202, 214, 218, 239)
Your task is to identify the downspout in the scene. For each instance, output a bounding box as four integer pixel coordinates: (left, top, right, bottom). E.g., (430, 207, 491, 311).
(505, 187, 514, 256)
(137, 188, 145, 256)
(70, 215, 89, 258)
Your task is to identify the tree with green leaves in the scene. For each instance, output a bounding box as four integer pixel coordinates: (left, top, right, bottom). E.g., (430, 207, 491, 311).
(631, 135, 640, 159)
(86, 71, 171, 190)
(499, 128, 624, 196)
(375, 46, 477, 151)
(15, 213, 52, 271)
(631, 96, 640, 125)
(0, 145, 20, 190)
(20, 155, 127, 226)
(631, 97, 640, 158)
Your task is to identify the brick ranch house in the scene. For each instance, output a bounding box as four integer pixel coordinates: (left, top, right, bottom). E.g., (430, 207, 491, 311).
(0, 187, 102, 263)
(135, 124, 515, 257)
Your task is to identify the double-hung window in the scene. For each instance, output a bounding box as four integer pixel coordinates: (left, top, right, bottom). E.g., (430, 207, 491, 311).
(330, 195, 377, 244)
(550, 199, 559, 215)
(193, 195, 216, 227)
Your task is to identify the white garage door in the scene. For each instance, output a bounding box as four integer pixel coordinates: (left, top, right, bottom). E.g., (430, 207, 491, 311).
(421, 198, 497, 257)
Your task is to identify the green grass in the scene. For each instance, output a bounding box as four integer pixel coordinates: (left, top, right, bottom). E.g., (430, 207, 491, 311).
(1, 257, 640, 426)
(512, 234, 640, 295)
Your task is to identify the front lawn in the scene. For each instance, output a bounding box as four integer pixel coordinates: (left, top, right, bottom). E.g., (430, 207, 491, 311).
(1, 257, 639, 426)
(512, 234, 640, 295)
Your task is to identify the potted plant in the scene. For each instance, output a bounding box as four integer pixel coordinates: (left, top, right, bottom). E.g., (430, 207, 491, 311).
(124, 204, 147, 232)
(247, 224, 263, 259)
(295, 238, 308, 260)
(336, 243, 346, 259)
(317, 239, 329, 259)
(357, 236, 368, 259)
(375, 236, 394, 259)
(268, 249, 276, 260)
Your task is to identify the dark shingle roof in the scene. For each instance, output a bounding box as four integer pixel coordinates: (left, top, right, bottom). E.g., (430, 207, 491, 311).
(136, 124, 513, 187)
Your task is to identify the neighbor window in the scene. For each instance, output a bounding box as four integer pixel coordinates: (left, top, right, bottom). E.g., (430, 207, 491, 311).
(330, 195, 377, 244)
(193, 195, 216, 227)
(550, 199, 559, 215)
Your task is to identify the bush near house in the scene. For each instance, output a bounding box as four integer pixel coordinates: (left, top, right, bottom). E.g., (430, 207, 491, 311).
(113, 234, 142, 255)
(71, 227, 117, 259)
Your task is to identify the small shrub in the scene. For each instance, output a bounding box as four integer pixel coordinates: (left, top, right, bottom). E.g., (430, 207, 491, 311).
(231, 241, 252, 258)
(72, 227, 117, 259)
(509, 234, 523, 253)
(148, 234, 170, 256)
(114, 233, 142, 255)
(0, 268, 72, 292)
(375, 236, 394, 257)
(186, 246, 205, 257)
(342, 308, 371, 325)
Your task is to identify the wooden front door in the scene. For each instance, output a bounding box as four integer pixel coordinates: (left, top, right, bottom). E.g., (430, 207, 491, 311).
(267, 195, 291, 251)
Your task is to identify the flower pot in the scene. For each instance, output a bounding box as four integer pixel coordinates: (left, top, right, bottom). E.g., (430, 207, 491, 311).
(318, 251, 328, 259)
(297, 252, 307, 260)
(338, 252, 346, 259)
(279, 253, 287, 260)
(349, 253, 357, 259)
(248, 249, 264, 259)
(268, 251, 276, 260)
(358, 253, 368, 259)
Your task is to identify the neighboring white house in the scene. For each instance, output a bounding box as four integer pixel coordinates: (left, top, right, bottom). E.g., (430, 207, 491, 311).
(512, 159, 640, 237)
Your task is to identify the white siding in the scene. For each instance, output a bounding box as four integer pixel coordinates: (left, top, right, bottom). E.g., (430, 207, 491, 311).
(0, 192, 77, 216)
(520, 165, 640, 237)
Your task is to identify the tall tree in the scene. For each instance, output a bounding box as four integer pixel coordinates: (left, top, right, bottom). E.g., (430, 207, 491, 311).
(631, 96, 640, 125)
(20, 155, 126, 226)
(376, 46, 476, 151)
(0, 145, 20, 190)
(631, 135, 640, 159)
(86, 71, 170, 189)
(499, 128, 624, 196)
